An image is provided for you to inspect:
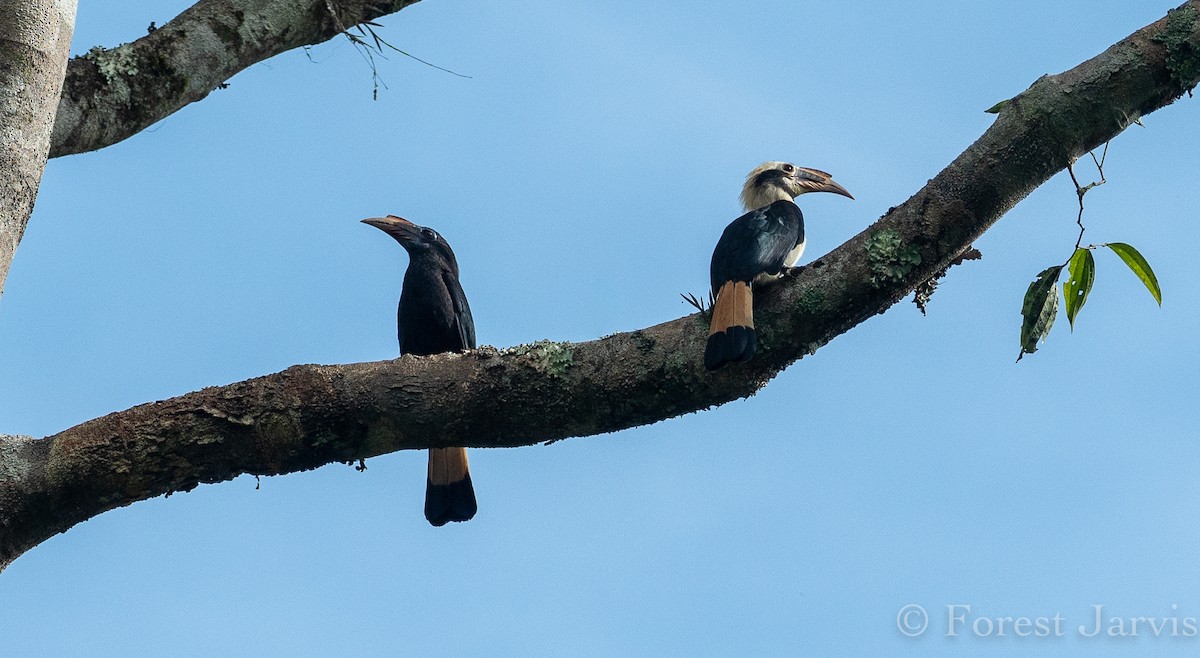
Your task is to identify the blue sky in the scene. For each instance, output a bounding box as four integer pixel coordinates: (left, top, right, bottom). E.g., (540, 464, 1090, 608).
(2, 1, 1199, 655)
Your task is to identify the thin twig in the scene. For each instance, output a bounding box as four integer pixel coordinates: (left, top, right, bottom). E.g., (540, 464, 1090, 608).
(322, 1, 468, 99)
(1067, 142, 1108, 250)
(359, 22, 471, 79)
(681, 291, 713, 319)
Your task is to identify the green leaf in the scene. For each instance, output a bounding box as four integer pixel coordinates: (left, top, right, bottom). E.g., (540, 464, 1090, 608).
(1018, 265, 1062, 362)
(985, 99, 1009, 114)
(1063, 248, 1095, 330)
(1105, 242, 1162, 305)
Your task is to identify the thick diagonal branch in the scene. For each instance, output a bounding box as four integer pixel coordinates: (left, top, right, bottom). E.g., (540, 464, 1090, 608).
(49, 0, 421, 158)
(4, 2, 1199, 573)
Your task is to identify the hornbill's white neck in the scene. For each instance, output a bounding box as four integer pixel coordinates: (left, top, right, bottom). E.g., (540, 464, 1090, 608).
(740, 183, 795, 212)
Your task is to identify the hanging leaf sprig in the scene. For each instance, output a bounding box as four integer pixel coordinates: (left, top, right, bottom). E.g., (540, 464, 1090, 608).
(1017, 144, 1161, 361)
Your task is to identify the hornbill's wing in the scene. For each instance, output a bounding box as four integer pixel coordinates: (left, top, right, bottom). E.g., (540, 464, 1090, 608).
(444, 270, 476, 351)
(709, 201, 803, 293)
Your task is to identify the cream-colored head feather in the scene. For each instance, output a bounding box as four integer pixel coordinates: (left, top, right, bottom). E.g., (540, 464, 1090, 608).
(739, 161, 854, 211)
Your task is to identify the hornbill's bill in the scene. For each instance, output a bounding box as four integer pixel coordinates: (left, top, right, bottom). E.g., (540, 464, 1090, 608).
(704, 162, 854, 371)
(363, 215, 478, 526)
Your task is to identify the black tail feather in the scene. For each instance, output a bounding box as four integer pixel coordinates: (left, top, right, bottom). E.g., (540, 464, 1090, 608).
(704, 325, 758, 371)
(425, 472, 478, 526)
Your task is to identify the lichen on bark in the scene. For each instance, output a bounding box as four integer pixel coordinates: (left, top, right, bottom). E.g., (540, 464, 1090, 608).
(1155, 5, 1200, 93)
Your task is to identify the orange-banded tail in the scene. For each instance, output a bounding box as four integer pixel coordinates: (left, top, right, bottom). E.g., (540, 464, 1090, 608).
(425, 447, 477, 526)
(704, 280, 757, 371)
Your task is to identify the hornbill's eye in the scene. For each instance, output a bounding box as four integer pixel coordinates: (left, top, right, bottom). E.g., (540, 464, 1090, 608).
(782, 163, 795, 172)
(421, 228, 437, 240)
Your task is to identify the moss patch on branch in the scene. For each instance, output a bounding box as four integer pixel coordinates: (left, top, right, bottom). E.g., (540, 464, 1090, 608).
(84, 45, 139, 84)
(1155, 5, 1200, 94)
(503, 340, 575, 377)
(795, 288, 826, 315)
(865, 229, 922, 287)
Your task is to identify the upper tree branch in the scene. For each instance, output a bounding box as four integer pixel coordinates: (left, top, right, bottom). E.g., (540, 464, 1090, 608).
(49, 0, 422, 158)
(5, 2, 1199, 572)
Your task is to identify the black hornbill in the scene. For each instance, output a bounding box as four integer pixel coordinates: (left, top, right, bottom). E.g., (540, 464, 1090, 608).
(704, 161, 854, 371)
(363, 215, 478, 526)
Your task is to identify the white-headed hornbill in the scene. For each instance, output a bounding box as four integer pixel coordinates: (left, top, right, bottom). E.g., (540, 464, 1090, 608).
(363, 215, 478, 526)
(704, 161, 854, 371)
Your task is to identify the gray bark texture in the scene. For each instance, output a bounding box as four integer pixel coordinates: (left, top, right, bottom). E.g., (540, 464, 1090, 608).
(49, 0, 421, 158)
(0, 0, 76, 299)
(2, 2, 1200, 572)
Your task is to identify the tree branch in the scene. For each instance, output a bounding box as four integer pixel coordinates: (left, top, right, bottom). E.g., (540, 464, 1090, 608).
(0, 0, 77, 299)
(49, 0, 422, 158)
(4, 2, 1199, 572)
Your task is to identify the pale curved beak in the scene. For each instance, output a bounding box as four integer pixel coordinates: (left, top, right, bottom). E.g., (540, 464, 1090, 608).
(362, 215, 420, 242)
(795, 167, 854, 200)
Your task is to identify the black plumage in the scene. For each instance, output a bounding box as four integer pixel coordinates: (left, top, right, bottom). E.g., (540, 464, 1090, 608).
(705, 200, 804, 370)
(709, 200, 805, 291)
(363, 215, 478, 526)
(704, 162, 853, 371)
